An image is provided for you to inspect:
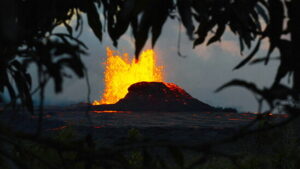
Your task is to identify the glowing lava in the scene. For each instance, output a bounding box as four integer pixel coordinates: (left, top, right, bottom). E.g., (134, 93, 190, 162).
(93, 48, 164, 105)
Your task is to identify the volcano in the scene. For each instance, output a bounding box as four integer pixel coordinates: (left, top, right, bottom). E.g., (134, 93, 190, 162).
(91, 48, 231, 112)
(93, 82, 216, 112)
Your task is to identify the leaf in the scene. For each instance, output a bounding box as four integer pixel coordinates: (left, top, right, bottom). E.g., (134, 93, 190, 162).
(55, 33, 88, 49)
(108, 0, 135, 46)
(75, 9, 82, 31)
(111, 0, 138, 43)
(264, 43, 275, 65)
(268, 0, 284, 35)
(11, 70, 33, 113)
(25, 72, 32, 89)
(0, 68, 5, 92)
(239, 37, 245, 55)
(264, 0, 284, 66)
(63, 21, 73, 36)
(8, 61, 33, 112)
(130, 17, 138, 40)
(250, 7, 261, 31)
(151, 0, 173, 47)
(215, 79, 262, 96)
(53, 70, 63, 93)
(193, 20, 216, 48)
(134, 8, 151, 58)
(272, 40, 292, 86)
(233, 39, 261, 70)
(3, 71, 16, 105)
(85, 2, 102, 42)
(207, 23, 226, 46)
(106, 1, 118, 46)
(11, 61, 32, 88)
(193, 37, 205, 48)
(178, 0, 194, 39)
(250, 56, 280, 65)
(269, 84, 293, 100)
(112, 21, 131, 47)
(255, 3, 269, 24)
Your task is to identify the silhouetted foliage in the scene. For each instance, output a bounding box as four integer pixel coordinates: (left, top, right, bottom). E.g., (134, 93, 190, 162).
(1, 0, 300, 168)
(1, 0, 299, 112)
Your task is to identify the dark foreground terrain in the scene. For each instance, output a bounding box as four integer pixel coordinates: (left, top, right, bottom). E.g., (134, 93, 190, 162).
(1, 106, 299, 169)
(0, 106, 288, 146)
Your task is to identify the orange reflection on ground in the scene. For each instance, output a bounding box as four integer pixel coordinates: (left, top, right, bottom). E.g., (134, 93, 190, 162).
(93, 125, 107, 128)
(92, 110, 132, 114)
(49, 126, 67, 131)
(228, 118, 240, 121)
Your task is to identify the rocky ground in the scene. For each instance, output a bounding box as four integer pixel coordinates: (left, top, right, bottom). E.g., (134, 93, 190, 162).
(0, 106, 288, 147)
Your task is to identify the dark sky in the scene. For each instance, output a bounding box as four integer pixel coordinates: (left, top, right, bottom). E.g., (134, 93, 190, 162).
(32, 15, 281, 112)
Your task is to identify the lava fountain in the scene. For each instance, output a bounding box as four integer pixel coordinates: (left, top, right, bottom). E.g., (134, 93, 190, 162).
(93, 48, 164, 105)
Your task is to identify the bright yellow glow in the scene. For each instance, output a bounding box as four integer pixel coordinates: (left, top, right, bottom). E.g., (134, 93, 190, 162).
(93, 47, 164, 105)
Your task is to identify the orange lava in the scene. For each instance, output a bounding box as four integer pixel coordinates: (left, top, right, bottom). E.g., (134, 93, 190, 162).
(92, 111, 132, 114)
(93, 48, 164, 105)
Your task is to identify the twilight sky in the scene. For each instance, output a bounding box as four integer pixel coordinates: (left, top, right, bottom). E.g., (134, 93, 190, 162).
(32, 15, 281, 112)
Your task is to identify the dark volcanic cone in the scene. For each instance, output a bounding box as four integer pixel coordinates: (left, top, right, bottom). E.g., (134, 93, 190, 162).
(94, 82, 216, 112)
